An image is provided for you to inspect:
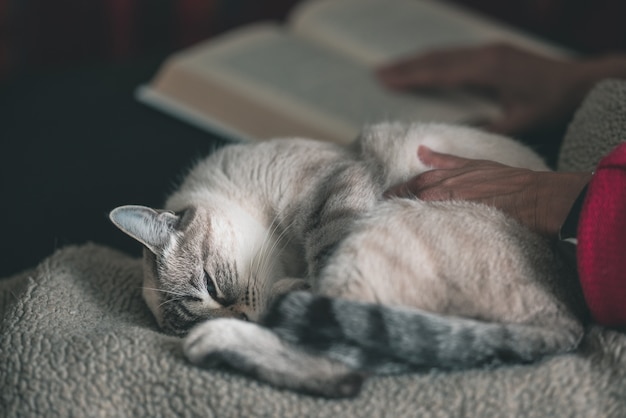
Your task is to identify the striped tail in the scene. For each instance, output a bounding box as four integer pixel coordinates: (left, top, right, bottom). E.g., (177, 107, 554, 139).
(262, 291, 583, 374)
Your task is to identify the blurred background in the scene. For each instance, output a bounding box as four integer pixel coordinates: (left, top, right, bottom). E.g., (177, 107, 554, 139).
(1, 0, 625, 80)
(0, 0, 301, 80)
(1, 0, 625, 278)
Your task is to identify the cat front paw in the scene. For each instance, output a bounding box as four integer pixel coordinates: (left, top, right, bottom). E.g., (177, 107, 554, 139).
(184, 318, 254, 367)
(183, 317, 365, 398)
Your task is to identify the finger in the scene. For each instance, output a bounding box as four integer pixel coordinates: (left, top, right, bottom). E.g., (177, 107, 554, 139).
(412, 185, 455, 202)
(376, 49, 471, 89)
(418, 146, 473, 169)
(384, 172, 436, 198)
(376, 45, 503, 90)
(384, 168, 456, 198)
(384, 180, 415, 198)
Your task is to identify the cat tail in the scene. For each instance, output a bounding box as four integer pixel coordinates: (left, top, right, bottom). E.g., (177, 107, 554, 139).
(184, 292, 582, 398)
(262, 291, 584, 375)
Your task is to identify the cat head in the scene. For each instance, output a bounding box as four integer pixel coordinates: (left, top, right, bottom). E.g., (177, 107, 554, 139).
(109, 204, 306, 336)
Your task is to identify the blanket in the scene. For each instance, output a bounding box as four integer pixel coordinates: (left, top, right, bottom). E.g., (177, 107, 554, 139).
(558, 78, 626, 171)
(2, 80, 626, 417)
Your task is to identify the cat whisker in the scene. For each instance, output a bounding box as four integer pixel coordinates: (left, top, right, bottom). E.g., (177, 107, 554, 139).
(256, 215, 298, 293)
(250, 215, 284, 286)
(249, 215, 280, 287)
(142, 286, 189, 298)
(158, 295, 186, 309)
(258, 215, 285, 268)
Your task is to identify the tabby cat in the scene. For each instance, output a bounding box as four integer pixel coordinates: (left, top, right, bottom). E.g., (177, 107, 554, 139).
(110, 122, 584, 397)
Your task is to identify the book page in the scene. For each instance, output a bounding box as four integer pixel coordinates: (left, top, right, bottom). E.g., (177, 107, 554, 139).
(289, 0, 569, 66)
(158, 24, 497, 143)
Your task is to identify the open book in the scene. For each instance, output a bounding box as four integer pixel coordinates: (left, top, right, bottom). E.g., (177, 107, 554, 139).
(138, 0, 566, 144)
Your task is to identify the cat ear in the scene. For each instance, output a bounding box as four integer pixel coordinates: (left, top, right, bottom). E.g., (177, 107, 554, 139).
(109, 205, 180, 254)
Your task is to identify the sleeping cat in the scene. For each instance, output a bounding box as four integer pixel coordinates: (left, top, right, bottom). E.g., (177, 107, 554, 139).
(110, 122, 585, 398)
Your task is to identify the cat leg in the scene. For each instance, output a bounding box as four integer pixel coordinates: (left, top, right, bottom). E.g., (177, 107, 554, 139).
(184, 318, 364, 398)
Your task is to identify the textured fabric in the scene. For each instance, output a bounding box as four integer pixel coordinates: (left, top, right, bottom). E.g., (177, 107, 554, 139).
(577, 143, 626, 326)
(1, 243, 625, 417)
(558, 79, 626, 172)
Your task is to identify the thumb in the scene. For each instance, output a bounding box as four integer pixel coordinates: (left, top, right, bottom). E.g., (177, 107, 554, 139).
(418, 146, 472, 169)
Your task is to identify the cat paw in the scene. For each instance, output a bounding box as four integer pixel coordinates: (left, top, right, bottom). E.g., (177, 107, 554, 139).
(183, 317, 365, 398)
(184, 318, 256, 367)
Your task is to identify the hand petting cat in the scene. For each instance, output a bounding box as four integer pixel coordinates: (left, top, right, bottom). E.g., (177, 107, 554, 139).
(376, 43, 626, 135)
(385, 146, 592, 237)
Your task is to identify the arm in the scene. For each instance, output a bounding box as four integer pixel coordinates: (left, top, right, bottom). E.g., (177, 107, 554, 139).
(577, 143, 626, 327)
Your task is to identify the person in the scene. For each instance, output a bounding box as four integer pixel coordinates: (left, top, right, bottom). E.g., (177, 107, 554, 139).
(378, 44, 626, 328)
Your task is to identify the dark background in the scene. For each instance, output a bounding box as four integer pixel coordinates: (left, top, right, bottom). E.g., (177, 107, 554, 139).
(0, 57, 231, 277)
(2, 0, 626, 278)
(0, 1, 301, 277)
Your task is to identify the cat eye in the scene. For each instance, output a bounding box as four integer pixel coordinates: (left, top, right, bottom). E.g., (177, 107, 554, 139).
(204, 270, 218, 299)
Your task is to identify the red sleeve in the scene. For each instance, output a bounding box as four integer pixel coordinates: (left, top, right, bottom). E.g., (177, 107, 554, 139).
(577, 142, 626, 327)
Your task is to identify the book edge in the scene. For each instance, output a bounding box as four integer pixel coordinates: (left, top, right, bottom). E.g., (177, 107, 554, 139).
(135, 85, 252, 143)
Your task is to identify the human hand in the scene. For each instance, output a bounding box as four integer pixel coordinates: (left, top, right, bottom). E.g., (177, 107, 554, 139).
(377, 44, 626, 135)
(385, 146, 592, 237)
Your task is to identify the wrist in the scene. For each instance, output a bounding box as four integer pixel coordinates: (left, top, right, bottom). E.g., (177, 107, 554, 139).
(541, 172, 593, 237)
(558, 184, 589, 242)
(575, 54, 626, 91)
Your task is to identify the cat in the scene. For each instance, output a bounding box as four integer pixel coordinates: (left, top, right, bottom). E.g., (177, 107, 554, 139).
(110, 122, 585, 398)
